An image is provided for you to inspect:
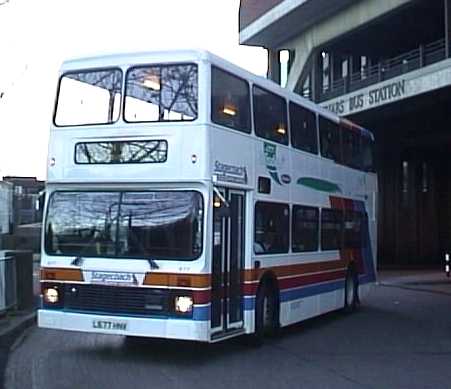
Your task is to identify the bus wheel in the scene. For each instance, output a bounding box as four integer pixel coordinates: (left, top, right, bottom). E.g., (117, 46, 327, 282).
(253, 283, 279, 344)
(344, 268, 359, 313)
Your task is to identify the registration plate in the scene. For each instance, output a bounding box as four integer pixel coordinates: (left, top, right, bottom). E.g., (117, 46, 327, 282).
(92, 319, 128, 331)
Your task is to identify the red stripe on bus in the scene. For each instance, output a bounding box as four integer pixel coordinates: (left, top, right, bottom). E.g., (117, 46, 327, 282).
(243, 269, 346, 296)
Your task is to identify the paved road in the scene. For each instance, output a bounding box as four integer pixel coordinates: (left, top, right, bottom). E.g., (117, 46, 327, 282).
(5, 281, 451, 389)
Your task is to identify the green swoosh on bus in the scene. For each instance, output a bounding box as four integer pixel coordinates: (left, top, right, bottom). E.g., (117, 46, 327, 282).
(297, 177, 342, 193)
(266, 165, 282, 185)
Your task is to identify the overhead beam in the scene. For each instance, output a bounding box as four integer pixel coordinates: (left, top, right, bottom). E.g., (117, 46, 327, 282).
(284, 0, 412, 91)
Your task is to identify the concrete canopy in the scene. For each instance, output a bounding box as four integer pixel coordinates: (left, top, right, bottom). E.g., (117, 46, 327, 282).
(239, 0, 359, 47)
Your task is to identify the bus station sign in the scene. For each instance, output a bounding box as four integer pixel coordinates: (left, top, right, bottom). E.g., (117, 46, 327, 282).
(322, 58, 451, 116)
(323, 80, 406, 115)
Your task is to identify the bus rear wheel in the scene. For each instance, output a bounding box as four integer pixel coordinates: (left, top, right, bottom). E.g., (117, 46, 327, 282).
(344, 268, 359, 313)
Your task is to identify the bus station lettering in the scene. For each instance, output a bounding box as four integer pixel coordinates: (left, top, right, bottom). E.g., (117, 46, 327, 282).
(323, 79, 406, 114)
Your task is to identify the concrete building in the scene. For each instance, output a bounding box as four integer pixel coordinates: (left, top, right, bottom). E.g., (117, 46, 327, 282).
(240, 0, 451, 267)
(0, 177, 44, 253)
(2, 176, 44, 229)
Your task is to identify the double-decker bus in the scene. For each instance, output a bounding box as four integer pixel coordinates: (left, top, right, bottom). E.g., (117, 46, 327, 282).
(39, 50, 377, 343)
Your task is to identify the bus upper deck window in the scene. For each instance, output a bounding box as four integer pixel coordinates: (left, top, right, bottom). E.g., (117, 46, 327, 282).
(253, 86, 288, 145)
(362, 136, 375, 172)
(289, 102, 318, 154)
(54, 68, 122, 127)
(319, 117, 341, 162)
(342, 129, 361, 169)
(211, 66, 251, 133)
(124, 64, 198, 123)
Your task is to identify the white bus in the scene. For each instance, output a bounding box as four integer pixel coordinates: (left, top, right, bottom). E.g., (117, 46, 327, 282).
(39, 50, 377, 343)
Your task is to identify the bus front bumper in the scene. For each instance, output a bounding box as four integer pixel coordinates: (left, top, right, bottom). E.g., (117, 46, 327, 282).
(38, 309, 210, 342)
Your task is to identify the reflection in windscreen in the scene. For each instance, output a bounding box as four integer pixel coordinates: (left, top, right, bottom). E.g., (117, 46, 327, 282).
(45, 191, 203, 260)
(55, 69, 122, 126)
(125, 64, 198, 122)
(75, 140, 168, 164)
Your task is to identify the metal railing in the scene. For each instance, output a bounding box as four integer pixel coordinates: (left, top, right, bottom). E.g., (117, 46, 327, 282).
(316, 38, 448, 102)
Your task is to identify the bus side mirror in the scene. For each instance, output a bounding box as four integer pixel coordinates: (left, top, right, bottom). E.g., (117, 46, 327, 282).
(215, 204, 231, 218)
(213, 192, 230, 218)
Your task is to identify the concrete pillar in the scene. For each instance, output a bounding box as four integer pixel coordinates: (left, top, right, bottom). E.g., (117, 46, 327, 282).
(445, 0, 451, 57)
(311, 52, 321, 102)
(267, 48, 281, 84)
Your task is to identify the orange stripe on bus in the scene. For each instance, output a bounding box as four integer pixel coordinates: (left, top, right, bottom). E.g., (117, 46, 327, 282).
(40, 267, 84, 282)
(143, 273, 211, 288)
(40, 259, 351, 288)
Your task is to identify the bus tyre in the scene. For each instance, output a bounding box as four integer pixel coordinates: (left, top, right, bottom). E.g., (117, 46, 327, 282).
(252, 283, 279, 345)
(344, 268, 359, 313)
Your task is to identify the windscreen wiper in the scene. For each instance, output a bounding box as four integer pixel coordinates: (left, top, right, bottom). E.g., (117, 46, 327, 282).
(71, 256, 84, 267)
(148, 258, 159, 270)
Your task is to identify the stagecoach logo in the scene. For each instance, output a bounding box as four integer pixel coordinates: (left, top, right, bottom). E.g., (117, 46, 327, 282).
(214, 161, 248, 185)
(90, 271, 138, 285)
(264, 142, 284, 185)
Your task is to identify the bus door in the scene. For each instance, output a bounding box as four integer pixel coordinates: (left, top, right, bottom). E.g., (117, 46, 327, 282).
(211, 188, 245, 334)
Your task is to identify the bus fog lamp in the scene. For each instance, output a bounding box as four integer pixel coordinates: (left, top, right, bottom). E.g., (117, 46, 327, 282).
(43, 287, 59, 304)
(174, 296, 193, 313)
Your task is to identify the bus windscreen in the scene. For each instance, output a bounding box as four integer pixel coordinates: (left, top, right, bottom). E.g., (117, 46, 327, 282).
(45, 191, 203, 260)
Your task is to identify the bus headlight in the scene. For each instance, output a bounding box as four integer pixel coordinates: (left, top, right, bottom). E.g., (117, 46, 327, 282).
(43, 287, 60, 304)
(174, 296, 193, 314)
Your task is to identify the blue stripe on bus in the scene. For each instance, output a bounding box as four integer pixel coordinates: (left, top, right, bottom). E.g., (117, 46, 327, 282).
(243, 279, 345, 311)
(192, 305, 210, 321)
(244, 296, 255, 310)
(280, 280, 344, 302)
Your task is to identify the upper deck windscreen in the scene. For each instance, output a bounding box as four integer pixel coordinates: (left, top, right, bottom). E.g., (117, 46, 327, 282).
(54, 62, 198, 127)
(54, 68, 122, 126)
(124, 64, 198, 122)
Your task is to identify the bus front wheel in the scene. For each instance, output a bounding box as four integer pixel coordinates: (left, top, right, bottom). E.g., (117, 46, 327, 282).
(253, 282, 279, 344)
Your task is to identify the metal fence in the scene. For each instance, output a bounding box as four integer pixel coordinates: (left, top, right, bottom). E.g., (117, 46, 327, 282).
(301, 38, 448, 102)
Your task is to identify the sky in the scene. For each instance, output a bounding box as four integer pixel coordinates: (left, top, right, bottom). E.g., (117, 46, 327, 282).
(0, 0, 267, 179)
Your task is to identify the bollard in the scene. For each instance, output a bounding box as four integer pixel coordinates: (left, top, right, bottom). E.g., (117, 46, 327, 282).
(446, 253, 450, 278)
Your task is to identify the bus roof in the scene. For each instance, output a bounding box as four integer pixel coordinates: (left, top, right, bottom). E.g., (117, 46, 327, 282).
(60, 49, 374, 140)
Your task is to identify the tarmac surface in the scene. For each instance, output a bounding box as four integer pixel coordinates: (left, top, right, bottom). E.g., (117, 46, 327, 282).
(2, 269, 451, 389)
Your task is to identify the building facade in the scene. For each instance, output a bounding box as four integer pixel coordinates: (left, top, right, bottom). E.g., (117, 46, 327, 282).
(2, 176, 44, 229)
(240, 0, 451, 267)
